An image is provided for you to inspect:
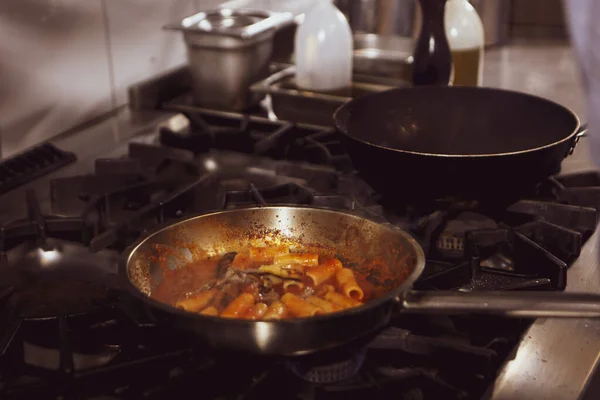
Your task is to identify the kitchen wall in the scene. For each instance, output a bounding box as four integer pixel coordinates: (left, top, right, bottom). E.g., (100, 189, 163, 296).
(0, 0, 221, 159)
(510, 0, 566, 39)
(0, 0, 568, 159)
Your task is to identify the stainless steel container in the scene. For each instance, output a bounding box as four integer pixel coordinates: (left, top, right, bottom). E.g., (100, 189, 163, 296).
(250, 64, 408, 126)
(353, 33, 413, 80)
(165, 9, 294, 111)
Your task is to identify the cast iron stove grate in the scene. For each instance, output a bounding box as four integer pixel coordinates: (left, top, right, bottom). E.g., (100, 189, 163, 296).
(158, 108, 354, 172)
(1, 109, 599, 400)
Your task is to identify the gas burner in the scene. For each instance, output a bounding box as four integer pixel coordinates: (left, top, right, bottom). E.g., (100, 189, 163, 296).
(4, 241, 118, 315)
(315, 369, 467, 400)
(18, 316, 121, 371)
(467, 229, 568, 289)
(0, 303, 208, 399)
(426, 211, 499, 258)
(287, 348, 367, 384)
(415, 224, 568, 292)
(6, 279, 109, 319)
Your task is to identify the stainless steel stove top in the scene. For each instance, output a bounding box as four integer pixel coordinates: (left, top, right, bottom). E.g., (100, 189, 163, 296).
(1, 92, 600, 399)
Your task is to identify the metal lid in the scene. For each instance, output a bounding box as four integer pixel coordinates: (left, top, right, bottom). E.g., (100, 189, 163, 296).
(164, 8, 294, 40)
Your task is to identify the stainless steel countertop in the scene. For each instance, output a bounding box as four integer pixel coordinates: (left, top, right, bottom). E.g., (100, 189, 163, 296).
(483, 39, 586, 118)
(486, 138, 600, 400)
(2, 39, 598, 400)
(478, 40, 600, 400)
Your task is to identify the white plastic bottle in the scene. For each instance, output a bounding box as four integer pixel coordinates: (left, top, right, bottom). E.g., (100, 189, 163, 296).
(444, 0, 485, 86)
(294, 0, 353, 92)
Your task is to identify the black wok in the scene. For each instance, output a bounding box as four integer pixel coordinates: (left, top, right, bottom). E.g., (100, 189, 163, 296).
(333, 87, 587, 202)
(122, 206, 600, 357)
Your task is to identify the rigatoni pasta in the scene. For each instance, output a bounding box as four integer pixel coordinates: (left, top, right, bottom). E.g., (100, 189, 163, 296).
(305, 258, 342, 286)
(273, 253, 319, 267)
(258, 264, 303, 279)
(325, 291, 362, 309)
(245, 303, 268, 320)
(335, 268, 364, 301)
(199, 306, 219, 316)
(305, 296, 340, 313)
(175, 289, 217, 312)
(282, 280, 304, 291)
(281, 293, 321, 317)
(249, 246, 289, 263)
(221, 293, 255, 318)
(263, 301, 288, 320)
(153, 245, 378, 320)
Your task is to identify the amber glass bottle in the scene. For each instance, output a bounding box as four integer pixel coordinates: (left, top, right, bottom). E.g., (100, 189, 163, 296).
(412, 0, 452, 86)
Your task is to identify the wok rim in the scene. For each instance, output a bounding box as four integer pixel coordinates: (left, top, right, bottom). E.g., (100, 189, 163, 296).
(119, 205, 426, 327)
(333, 86, 582, 158)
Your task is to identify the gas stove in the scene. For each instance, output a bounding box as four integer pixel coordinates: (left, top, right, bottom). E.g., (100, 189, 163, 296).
(1, 89, 600, 399)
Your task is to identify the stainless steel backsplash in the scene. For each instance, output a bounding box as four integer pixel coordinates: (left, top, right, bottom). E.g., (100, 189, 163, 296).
(0, 0, 221, 159)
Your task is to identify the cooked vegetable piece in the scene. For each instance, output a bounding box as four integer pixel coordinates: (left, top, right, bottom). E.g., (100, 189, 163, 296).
(249, 246, 289, 263)
(216, 252, 237, 278)
(231, 251, 251, 269)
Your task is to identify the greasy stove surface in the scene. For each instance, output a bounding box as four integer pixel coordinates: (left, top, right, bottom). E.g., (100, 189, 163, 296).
(0, 298, 527, 400)
(1, 108, 600, 400)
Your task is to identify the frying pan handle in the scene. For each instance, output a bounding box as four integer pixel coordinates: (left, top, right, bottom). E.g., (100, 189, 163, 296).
(568, 122, 588, 156)
(398, 290, 600, 318)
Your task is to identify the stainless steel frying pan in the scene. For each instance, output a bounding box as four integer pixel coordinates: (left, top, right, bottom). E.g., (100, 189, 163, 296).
(122, 206, 600, 356)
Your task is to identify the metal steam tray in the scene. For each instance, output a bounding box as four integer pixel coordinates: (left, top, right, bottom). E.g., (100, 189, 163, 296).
(250, 64, 409, 127)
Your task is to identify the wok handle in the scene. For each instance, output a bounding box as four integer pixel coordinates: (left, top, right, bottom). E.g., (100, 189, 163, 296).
(568, 122, 588, 156)
(399, 290, 600, 318)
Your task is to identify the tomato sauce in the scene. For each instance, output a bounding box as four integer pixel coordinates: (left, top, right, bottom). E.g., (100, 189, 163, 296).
(152, 259, 219, 304)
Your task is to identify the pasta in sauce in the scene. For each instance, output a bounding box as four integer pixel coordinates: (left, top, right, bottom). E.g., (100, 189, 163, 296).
(151, 246, 387, 320)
